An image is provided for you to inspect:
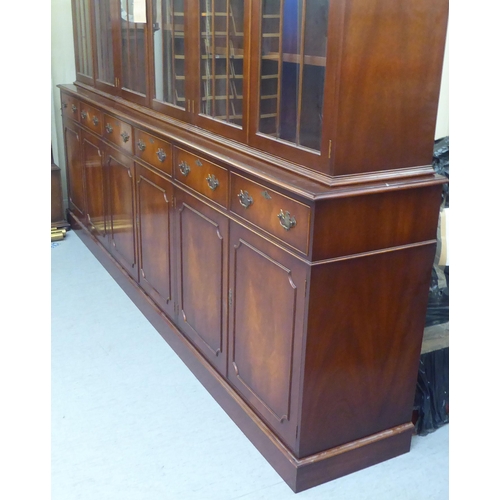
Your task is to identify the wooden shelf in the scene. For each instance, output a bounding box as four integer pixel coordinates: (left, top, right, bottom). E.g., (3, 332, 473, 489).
(262, 52, 326, 67)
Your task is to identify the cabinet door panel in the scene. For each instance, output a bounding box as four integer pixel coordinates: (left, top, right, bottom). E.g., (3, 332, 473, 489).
(136, 164, 175, 317)
(72, 0, 94, 85)
(81, 131, 107, 246)
(118, 0, 149, 104)
(176, 190, 228, 375)
(106, 147, 138, 280)
(64, 121, 86, 219)
(249, 0, 336, 172)
(228, 223, 307, 448)
(151, 0, 192, 122)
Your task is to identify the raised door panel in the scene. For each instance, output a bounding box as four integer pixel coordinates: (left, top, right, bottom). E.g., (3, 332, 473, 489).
(228, 222, 307, 450)
(106, 147, 138, 281)
(136, 163, 175, 317)
(176, 189, 228, 376)
(81, 131, 107, 246)
(64, 120, 86, 220)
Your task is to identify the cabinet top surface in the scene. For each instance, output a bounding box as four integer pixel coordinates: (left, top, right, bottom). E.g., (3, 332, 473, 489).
(59, 84, 446, 202)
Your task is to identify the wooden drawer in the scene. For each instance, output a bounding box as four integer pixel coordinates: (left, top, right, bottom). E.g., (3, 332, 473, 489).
(230, 173, 311, 255)
(173, 148, 228, 208)
(102, 113, 133, 154)
(79, 102, 103, 135)
(134, 129, 172, 176)
(61, 94, 79, 121)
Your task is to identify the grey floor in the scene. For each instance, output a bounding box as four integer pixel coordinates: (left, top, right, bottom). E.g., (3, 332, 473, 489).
(51, 230, 449, 500)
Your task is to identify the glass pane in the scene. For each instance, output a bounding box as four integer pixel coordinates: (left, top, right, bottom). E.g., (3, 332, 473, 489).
(74, 0, 93, 78)
(153, 0, 186, 108)
(120, 0, 147, 95)
(258, 0, 328, 151)
(95, 0, 114, 84)
(200, 0, 245, 127)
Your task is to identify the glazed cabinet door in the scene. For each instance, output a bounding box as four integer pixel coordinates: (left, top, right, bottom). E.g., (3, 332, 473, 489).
(81, 130, 108, 247)
(63, 120, 86, 220)
(72, 0, 95, 86)
(175, 189, 229, 376)
(193, 0, 249, 142)
(136, 163, 176, 317)
(118, 0, 151, 105)
(151, 0, 193, 122)
(248, 0, 337, 172)
(228, 222, 308, 449)
(105, 146, 139, 280)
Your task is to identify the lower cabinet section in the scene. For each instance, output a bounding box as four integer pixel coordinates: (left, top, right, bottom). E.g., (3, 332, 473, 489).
(61, 91, 444, 492)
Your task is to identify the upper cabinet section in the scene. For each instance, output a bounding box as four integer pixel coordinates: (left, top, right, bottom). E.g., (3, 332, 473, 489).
(70, 0, 448, 183)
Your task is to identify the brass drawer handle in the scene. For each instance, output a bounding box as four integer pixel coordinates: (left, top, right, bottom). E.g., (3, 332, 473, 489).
(137, 139, 146, 151)
(81, 111, 88, 120)
(105, 123, 113, 134)
(71, 104, 77, 113)
(237, 190, 253, 209)
(157, 148, 167, 162)
(277, 209, 296, 231)
(179, 160, 190, 177)
(206, 173, 219, 191)
(121, 131, 130, 143)
(92, 116, 99, 126)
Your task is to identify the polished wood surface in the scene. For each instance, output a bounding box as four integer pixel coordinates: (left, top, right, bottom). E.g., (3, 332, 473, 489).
(331, 0, 449, 176)
(51, 163, 66, 226)
(106, 146, 138, 280)
(174, 147, 229, 208)
(81, 130, 107, 245)
(176, 189, 229, 376)
(136, 163, 175, 318)
(102, 113, 134, 155)
(134, 129, 172, 176)
(229, 172, 311, 255)
(63, 119, 86, 220)
(228, 222, 307, 448)
(59, 0, 448, 491)
(299, 243, 436, 457)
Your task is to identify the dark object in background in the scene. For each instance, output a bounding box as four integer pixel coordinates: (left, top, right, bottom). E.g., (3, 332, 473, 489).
(433, 136, 449, 208)
(413, 137, 450, 435)
(413, 347, 449, 435)
(426, 136, 449, 327)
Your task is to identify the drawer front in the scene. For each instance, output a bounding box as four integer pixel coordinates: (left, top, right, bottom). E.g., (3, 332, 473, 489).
(79, 103, 103, 135)
(174, 148, 228, 208)
(134, 129, 172, 176)
(102, 114, 133, 154)
(230, 173, 311, 254)
(61, 94, 80, 122)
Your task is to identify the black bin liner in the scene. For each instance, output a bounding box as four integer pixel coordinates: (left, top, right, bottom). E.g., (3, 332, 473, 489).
(413, 347, 449, 435)
(413, 137, 449, 435)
